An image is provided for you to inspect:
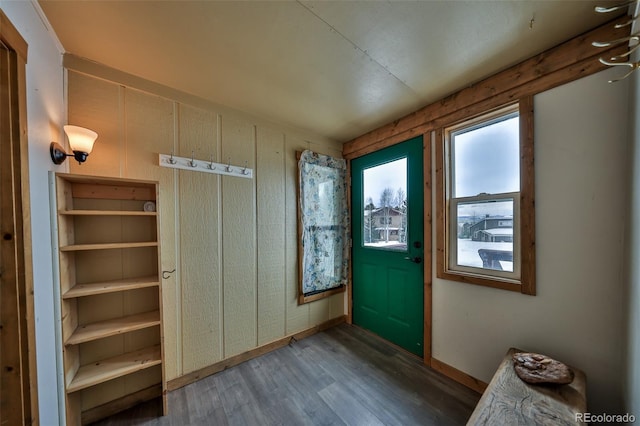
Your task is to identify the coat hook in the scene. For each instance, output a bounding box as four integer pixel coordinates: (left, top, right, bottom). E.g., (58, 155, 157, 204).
(159, 153, 253, 179)
(615, 14, 639, 28)
(608, 65, 640, 83)
(595, 0, 638, 13)
(188, 151, 198, 168)
(598, 58, 640, 83)
(592, 33, 640, 48)
(599, 57, 639, 67)
(162, 269, 176, 279)
(610, 42, 640, 61)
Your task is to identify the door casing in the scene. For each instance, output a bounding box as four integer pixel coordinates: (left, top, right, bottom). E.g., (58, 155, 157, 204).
(0, 12, 38, 425)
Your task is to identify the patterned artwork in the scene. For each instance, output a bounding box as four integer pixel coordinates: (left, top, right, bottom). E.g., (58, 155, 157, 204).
(299, 150, 350, 295)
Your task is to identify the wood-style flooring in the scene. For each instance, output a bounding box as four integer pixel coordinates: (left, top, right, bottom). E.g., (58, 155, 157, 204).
(91, 324, 480, 425)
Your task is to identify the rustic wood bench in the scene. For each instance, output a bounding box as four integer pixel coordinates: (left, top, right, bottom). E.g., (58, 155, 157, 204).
(467, 348, 587, 425)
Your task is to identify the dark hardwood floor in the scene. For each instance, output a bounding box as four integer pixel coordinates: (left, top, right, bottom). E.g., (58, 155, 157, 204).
(91, 324, 480, 425)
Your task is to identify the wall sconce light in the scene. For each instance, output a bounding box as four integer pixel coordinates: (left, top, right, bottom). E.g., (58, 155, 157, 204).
(50, 125, 98, 165)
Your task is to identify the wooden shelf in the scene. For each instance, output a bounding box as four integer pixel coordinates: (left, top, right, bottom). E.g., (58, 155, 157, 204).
(65, 311, 161, 346)
(63, 276, 159, 299)
(60, 241, 158, 252)
(59, 209, 157, 216)
(66, 345, 162, 393)
(54, 173, 166, 423)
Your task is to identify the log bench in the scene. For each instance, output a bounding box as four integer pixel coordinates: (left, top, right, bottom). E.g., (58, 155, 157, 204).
(467, 348, 587, 425)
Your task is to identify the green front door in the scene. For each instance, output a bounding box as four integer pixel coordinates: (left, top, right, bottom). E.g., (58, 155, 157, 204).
(351, 137, 424, 356)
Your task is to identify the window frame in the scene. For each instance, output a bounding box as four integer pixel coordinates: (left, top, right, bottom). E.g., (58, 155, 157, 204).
(449, 192, 521, 281)
(296, 150, 349, 305)
(436, 99, 536, 295)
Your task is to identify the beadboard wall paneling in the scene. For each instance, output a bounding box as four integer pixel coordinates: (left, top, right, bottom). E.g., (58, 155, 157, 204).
(67, 70, 344, 382)
(67, 73, 123, 176)
(221, 114, 258, 358)
(256, 127, 286, 346)
(177, 104, 222, 374)
(283, 139, 310, 335)
(122, 88, 179, 382)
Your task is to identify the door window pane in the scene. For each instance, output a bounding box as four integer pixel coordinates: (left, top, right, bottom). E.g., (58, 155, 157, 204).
(362, 158, 407, 251)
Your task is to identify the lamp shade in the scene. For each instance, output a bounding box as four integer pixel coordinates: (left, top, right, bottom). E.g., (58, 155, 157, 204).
(64, 125, 98, 154)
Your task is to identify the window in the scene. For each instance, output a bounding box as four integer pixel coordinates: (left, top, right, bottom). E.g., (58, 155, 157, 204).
(297, 150, 349, 304)
(379, 216, 393, 225)
(363, 158, 408, 251)
(436, 101, 535, 294)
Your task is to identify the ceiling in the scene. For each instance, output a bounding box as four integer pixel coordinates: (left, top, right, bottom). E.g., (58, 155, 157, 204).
(38, 1, 617, 142)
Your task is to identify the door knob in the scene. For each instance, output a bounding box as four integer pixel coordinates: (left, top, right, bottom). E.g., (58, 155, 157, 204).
(404, 256, 422, 264)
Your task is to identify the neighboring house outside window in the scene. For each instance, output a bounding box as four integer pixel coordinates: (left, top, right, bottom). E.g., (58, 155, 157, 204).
(436, 101, 536, 295)
(370, 207, 405, 243)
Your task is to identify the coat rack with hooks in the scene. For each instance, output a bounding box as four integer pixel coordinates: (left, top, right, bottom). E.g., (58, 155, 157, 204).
(159, 152, 253, 179)
(593, 0, 640, 82)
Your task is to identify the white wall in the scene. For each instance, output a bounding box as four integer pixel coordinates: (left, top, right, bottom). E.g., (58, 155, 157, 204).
(626, 47, 640, 415)
(433, 67, 629, 413)
(0, 1, 66, 424)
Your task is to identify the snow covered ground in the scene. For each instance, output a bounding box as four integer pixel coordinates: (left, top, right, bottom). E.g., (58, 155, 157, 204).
(365, 241, 407, 251)
(457, 239, 513, 271)
(363, 238, 513, 271)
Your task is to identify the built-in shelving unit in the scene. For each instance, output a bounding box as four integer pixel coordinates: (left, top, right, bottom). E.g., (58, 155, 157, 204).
(52, 173, 166, 425)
